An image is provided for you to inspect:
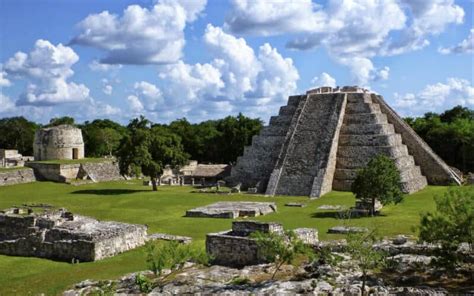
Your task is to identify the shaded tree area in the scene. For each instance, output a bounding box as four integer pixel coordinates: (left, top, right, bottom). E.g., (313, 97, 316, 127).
(79, 119, 127, 157)
(45, 116, 75, 127)
(404, 106, 474, 173)
(168, 113, 263, 164)
(116, 116, 188, 190)
(0, 117, 39, 155)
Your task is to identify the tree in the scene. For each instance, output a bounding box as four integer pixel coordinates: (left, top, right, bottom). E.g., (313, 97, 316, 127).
(351, 155, 403, 216)
(80, 119, 127, 157)
(0, 117, 38, 155)
(46, 116, 75, 127)
(116, 116, 188, 191)
(418, 187, 474, 270)
(251, 230, 314, 280)
(346, 230, 386, 295)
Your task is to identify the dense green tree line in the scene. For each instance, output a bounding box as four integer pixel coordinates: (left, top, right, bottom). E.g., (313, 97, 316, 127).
(404, 106, 474, 173)
(0, 113, 262, 164)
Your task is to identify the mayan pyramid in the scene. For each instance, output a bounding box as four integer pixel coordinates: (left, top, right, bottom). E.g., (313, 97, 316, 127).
(229, 86, 461, 198)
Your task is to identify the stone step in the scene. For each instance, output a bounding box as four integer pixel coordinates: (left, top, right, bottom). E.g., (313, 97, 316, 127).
(269, 115, 293, 126)
(334, 165, 423, 182)
(401, 175, 428, 194)
(337, 145, 409, 159)
(260, 125, 290, 136)
(343, 113, 388, 125)
(287, 95, 303, 107)
(251, 135, 285, 147)
(340, 123, 395, 135)
(332, 175, 427, 194)
(346, 93, 372, 103)
(278, 105, 297, 116)
(336, 155, 415, 169)
(338, 133, 402, 146)
(345, 102, 381, 114)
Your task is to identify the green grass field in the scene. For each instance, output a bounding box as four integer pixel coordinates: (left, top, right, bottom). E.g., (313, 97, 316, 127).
(0, 180, 449, 295)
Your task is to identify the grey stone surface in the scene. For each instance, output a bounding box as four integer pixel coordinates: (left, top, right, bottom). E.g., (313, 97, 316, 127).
(318, 204, 344, 210)
(185, 202, 277, 219)
(327, 226, 368, 234)
(77, 161, 124, 182)
(284, 203, 306, 207)
(147, 233, 192, 244)
(0, 168, 36, 186)
(0, 208, 147, 261)
(33, 125, 84, 161)
(229, 87, 458, 198)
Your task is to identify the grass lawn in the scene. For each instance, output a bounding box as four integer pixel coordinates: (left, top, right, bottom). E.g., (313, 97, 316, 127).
(0, 180, 449, 295)
(0, 166, 30, 172)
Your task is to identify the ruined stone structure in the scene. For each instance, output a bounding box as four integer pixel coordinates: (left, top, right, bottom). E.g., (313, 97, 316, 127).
(159, 160, 230, 186)
(0, 168, 36, 186)
(229, 86, 461, 198)
(206, 221, 317, 267)
(0, 208, 147, 262)
(186, 202, 277, 218)
(0, 149, 34, 168)
(34, 125, 84, 161)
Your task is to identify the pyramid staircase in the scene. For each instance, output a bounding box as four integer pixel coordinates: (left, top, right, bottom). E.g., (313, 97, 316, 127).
(332, 93, 427, 193)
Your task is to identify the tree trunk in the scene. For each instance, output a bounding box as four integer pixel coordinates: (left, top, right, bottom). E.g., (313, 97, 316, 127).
(151, 177, 158, 191)
(371, 197, 375, 217)
(361, 271, 366, 296)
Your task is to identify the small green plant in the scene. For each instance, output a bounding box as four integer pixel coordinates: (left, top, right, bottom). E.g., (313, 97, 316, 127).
(135, 273, 153, 293)
(229, 276, 251, 285)
(351, 155, 403, 216)
(418, 186, 473, 270)
(145, 240, 210, 278)
(251, 230, 314, 280)
(346, 230, 386, 295)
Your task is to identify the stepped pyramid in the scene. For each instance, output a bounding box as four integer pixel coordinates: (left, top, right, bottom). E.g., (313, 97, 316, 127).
(229, 86, 461, 198)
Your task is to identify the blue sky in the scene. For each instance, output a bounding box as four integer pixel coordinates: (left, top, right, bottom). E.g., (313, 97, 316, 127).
(1, 0, 473, 124)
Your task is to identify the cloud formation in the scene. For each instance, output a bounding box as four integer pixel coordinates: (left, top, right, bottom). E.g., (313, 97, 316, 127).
(439, 28, 474, 54)
(312, 72, 336, 88)
(4, 39, 89, 106)
(394, 77, 474, 116)
(71, 0, 206, 65)
(129, 25, 299, 122)
(225, 0, 464, 85)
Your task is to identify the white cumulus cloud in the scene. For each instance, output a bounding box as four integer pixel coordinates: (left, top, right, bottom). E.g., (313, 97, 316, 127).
(4, 39, 89, 106)
(394, 77, 474, 116)
(102, 84, 113, 95)
(71, 0, 206, 65)
(311, 72, 337, 88)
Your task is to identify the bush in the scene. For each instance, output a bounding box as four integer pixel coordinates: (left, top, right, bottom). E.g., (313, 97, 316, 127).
(351, 155, 403, 215)
(251, 230, 314, 280)
(418, 186, 474, 269)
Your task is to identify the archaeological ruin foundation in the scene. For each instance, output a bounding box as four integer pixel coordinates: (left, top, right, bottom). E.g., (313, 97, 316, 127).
(33, 125, 84, 161)
(185, 201, 277, 218)
(206, 220, 317, 267)
(229, 86, 461, 197)
(0, 208, 147, 262)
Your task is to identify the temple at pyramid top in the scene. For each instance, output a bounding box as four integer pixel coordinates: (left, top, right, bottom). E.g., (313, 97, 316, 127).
(228, 86, 462, 198)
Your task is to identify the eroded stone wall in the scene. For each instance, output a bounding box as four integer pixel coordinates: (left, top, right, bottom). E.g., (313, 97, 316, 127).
(78, 161, 124, 182)
(0, 168, 36, 186)
(34, 125, 84, 161)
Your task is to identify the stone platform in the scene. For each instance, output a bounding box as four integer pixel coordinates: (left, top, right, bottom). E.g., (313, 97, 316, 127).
(0, 208, 147, 262)
(185, 202, 277, 219)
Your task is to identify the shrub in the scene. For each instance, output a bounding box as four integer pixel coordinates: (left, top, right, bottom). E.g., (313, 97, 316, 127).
(251, 230, 314, 280)
(418, 186, 474, 270)
(351, 155, 403, 215)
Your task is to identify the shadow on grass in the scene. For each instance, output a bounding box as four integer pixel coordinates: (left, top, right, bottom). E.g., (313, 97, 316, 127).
(311, 211, 386, 219)
(71, 189, 150, 195)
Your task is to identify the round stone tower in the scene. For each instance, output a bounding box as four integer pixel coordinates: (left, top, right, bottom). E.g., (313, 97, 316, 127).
(33, 125, 84, 161)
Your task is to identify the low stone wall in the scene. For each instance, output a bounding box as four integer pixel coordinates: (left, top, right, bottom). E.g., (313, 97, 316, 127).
(26, 160, 123, 183)
(0, 168, 36, 186)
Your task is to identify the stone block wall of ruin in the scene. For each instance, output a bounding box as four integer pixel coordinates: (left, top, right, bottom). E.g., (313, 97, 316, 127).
(0, 168, 36, 186)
